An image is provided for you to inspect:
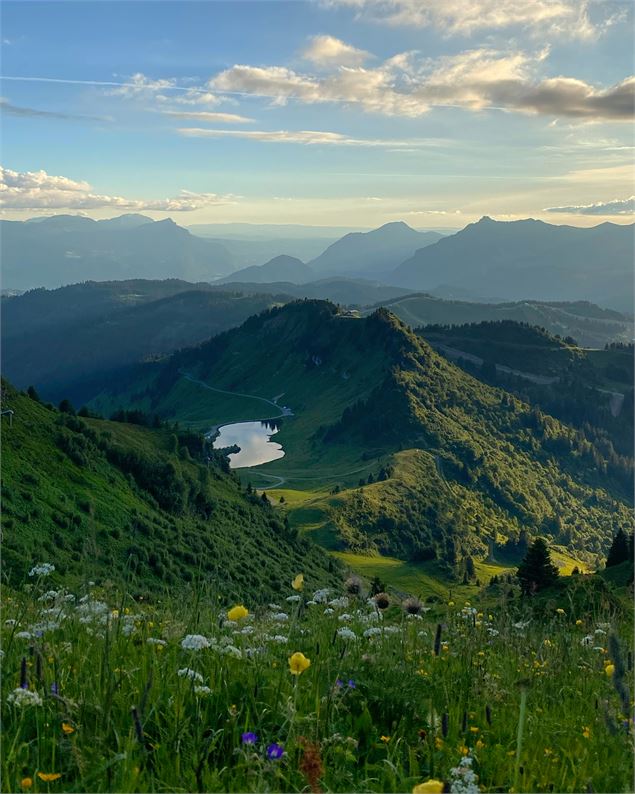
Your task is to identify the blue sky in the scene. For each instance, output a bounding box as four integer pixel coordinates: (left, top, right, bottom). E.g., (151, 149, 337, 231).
(1, 0, 633, 227)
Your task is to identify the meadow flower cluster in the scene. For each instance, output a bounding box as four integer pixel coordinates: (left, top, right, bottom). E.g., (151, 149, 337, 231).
(1, 573, 633, 793)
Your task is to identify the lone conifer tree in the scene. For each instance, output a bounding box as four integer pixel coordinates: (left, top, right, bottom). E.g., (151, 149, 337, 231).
(517, 538, 559, 595)
(606, 529, 630, 568)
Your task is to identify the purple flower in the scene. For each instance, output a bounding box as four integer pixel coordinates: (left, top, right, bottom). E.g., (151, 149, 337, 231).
(267, 742, 284, 760)
(50, 682, 59, 695)
(348, 679, 356, 689)
(335, 678, 344, 688)
(241, 731, 258, 745)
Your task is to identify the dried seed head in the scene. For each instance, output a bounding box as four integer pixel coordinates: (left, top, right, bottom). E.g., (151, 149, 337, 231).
(345, 576, 363, 596)
(403, 597, 423, 615)
(373, 592, 390, 610)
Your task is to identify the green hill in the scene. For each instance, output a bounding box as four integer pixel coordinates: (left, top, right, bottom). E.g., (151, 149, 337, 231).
(369, 293, 633, 348)
(92, 301, 633, 574)
(0, 381, 339, 600)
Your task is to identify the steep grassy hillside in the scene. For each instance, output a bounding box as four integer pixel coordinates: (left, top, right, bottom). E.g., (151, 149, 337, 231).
(0, 382, 339, 600)
(92, 302, 633, 574)
(419, 323, 634, 459)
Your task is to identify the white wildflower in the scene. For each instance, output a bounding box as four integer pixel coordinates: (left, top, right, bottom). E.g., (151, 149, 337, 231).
(338, 613, 353, 622)
(328, 596, 349, 608)
(337, 627, 358, 641)
(271, 635, 288, 644)
(180, 634, 210, 651)
(286, 595, 301, 603)
(312, 588, 330, 603)
(323, 608, 334, 615)
(594, 628, 606, 636)
(271, 612, 289, 622)
(240, 625, 254, 635)
(268, 603, 281, 610)
(7, 688, 43, 707)
(4, 619, 17, 627)
(194, 685, 212, 696)
(177, 668, 203, 682)
(29, 563, 55, 577)
(581, 635, 594, 646)
(147, 638, 167, 646)
(221, 644, 242, 659)
(450, 754, 480, 794)
(222, 620, 237, 629)
(15, 631, 33, 640)
(38, 590, 61, 602)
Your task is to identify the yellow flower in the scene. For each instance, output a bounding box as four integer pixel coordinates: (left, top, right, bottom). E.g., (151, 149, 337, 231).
(288, 652, 311, 675)
(555, 608, 565, 615)
(292, 573, 304, 591)
(434, 737, 444, 750)
(582, 726, 591, 739)
(448, 601, 455, 607)
(575, 619, 583, 626)
(469, 726, 479, 733)
(544, 748, 553, 756)
(380, 735, 391, 743)
(477, 651, 485, 657)
(605, 664, 615, 677)
(37, 773, 62, 782)
(227, 604, 248, 621)
(413, 780, 444, 794)
(20, 778, 33, 789)
(459, 745, 469, 756)
(475, 739, 485, 751)
(61, 723, 75, 735)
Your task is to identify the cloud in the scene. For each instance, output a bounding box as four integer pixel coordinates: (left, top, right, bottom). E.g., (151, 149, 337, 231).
(544, 196, 635, 215)
(211, 48, 634, 121)
(176, 127, 445, 147)
(161, 110, 254, 123)
(324, 0, 619, 39)
(302, 34, 371, 66)
(108, 72, 178, 99)
(0, 166, 232, 211)
(0, 97, 110, 122)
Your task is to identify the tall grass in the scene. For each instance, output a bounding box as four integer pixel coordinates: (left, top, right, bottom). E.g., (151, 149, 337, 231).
(2, 571, 633, 793)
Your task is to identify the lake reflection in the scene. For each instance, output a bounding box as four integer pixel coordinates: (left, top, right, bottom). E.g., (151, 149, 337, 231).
(213, 420, 285, 468)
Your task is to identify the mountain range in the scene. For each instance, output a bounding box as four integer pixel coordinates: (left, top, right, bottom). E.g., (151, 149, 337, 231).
(3, 214, 632, 314)
(309, 221, 443, 276)
(391, 216, 634, 312)
(0, 214, 235, 289)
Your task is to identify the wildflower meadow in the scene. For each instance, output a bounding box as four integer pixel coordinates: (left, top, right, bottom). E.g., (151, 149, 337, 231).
(2, 566, 633, 794)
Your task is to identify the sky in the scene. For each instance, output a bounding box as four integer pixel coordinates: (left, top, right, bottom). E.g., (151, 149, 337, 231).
(0, 0, 633, 228)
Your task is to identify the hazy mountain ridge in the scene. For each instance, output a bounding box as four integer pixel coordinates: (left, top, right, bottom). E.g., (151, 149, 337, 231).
(217, 255, 314, 284)
(391, 217, 635, 312)
(309, 221, 443, 276)
(1, 214, 235, 289)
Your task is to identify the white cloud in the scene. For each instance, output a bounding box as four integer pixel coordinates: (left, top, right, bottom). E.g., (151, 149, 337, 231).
(324, 0, 618, 39)
(302, 35, 371, 66)
(161, 110, 254, 123)
(211, 48, 634, 121)
(0, 166, 232, 211)
(544, 196, 635, 215)
(176, 127, 446, 147)
(108, 72, 178, 99)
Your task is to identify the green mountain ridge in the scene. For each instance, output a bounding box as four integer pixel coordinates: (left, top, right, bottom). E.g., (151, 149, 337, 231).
(92, 300, 633, 571)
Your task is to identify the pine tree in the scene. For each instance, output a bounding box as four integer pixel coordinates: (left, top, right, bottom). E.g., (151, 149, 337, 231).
(606, 529, 630, 568)
(516, 538, 559, 595)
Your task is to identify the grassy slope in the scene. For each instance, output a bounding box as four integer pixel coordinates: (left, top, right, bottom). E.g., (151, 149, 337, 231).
(1, 383, 340, 601)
